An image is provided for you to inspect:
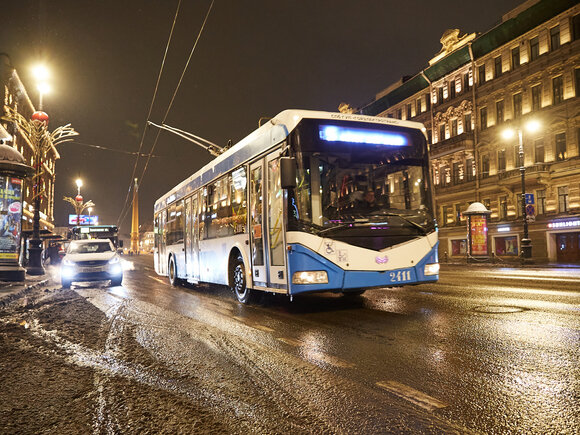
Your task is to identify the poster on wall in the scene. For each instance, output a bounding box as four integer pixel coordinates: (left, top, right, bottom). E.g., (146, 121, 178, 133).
(470, 216, 488, 256)
(0, 176, 22, 260)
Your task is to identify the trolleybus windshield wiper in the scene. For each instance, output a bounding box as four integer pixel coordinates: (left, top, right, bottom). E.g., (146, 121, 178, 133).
(318, 214, 428, 236)
(381, 212, 428, 234)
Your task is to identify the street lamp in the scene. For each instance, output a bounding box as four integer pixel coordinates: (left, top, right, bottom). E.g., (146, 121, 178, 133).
(63, 179, 94, 227)
(502, 120, 541, 260)
(32, 64, 50, 111)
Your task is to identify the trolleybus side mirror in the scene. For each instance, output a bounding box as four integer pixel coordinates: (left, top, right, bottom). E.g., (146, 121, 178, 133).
(280, 157, 297, 189)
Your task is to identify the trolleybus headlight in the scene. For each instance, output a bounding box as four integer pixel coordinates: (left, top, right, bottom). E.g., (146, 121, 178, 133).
(424, 263, 440, 276)
(292, 271, 328, 284)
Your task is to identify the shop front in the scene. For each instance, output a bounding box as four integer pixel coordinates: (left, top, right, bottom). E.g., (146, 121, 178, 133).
(546, 218, 580, 264)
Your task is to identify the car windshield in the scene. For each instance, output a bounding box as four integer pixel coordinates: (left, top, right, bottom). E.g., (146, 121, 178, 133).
(68, 242, 113, 254)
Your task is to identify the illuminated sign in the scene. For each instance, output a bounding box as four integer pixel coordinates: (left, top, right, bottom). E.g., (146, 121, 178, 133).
(470, 216, 488, 256)
(69, 215, 99, 225)
(319, 125, 408, 146)
(497, 226, 511, 232)
(547, 220, 580, 229)
(0, 176, 23, 260)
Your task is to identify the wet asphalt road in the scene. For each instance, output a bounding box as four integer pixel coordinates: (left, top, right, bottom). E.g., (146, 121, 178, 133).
(4, 256, 571, 433)
(70, 254, 577, 434)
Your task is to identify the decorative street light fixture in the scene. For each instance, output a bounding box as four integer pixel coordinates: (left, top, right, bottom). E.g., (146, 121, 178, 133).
(1, 107, 78, 275)
(63, 179, 94, 226)
(32, 64, 50, 111)
(502, 120, 541, 260)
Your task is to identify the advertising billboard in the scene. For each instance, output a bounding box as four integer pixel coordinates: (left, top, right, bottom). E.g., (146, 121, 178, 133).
(69, 215, 99, 225)
(469, 216, 488, 256)
(0, 177, 22, 260)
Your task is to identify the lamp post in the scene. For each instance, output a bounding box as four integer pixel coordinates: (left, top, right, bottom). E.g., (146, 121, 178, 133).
(32, 65, 50, 111)
(76, 178, 82, 225)
(502, 120, 541, 260)
(1, 108, 78, 275)
(63, 179, 94, 227)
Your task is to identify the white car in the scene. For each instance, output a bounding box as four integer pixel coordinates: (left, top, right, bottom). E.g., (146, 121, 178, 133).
(61, 239, 123, 288)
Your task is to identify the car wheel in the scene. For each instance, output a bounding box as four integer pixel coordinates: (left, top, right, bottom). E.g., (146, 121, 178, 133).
(168, 257, 179, 286)
(111, 276, 123, 287)
(231, 257, 254, 304)
(62, 279, 71, 289)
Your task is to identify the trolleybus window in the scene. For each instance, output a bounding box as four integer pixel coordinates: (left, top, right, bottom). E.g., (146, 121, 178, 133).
(288, 120, 435, 250)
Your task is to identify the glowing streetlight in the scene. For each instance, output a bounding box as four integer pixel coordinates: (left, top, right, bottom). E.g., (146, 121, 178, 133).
(32, 64, 50, 81)
(502, 120, 542, 260)
(64, 178, 94, 226)
(32, 64, 50, 110)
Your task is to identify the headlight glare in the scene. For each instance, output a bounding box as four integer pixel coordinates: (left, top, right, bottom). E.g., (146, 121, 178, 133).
(424, 263, 440, 276)
(61, 267, 75, 278)
(292, 270, 328, 284)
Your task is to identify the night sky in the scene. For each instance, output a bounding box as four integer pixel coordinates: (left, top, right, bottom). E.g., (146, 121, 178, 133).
(2, 0, 524, 238)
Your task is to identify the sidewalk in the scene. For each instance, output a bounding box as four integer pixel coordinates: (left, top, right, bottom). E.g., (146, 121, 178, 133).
(0, 268, 57, 307)
(440, 258, 580, 268)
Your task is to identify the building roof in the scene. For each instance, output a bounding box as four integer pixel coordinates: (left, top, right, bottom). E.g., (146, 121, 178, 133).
(360, 0, 576, 116)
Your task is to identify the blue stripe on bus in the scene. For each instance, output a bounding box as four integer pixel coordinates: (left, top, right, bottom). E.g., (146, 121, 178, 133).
(287, 243, 439, 295)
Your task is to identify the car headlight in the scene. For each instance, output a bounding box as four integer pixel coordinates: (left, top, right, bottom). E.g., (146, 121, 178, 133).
(62, 259, 75, 267)
(424, 263, 440, 276)
(108, 256, 120, 264)
(292, 270, 328, 284)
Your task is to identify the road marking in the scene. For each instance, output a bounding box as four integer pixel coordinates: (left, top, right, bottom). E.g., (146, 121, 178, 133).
(148, 275, 167, 285)
(277, 337, 303, 347)
(308, 351, 355, 369)
(252, 324, 275, 333)
(376, 380, 447, 411)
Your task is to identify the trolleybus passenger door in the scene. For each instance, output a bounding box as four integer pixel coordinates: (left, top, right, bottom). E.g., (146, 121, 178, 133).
(159, 210, 167, 275)
(266, 152, 287, 287)
(249, 161, 267, 287)
(190, 193, 199, 282)
(185, 196, 200, 282)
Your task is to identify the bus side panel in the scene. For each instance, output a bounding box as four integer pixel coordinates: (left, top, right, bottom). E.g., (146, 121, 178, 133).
(199, 235, 249, 286)
(167, 243, 185, 278)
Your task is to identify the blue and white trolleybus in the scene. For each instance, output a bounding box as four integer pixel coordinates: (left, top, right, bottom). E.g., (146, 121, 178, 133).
(154, 110, 439, 303)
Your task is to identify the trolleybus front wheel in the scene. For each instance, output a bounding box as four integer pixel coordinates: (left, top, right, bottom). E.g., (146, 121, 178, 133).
(168, 256, 179, 286)
(231, 257, 254, 304)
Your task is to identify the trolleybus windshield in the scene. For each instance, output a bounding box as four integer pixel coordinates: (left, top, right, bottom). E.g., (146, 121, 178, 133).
(288, 119, 435, 250)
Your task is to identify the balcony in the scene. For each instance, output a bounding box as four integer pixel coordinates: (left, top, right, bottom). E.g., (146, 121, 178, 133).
(430, 132, 474, 159)
(497, 163, 551, 184)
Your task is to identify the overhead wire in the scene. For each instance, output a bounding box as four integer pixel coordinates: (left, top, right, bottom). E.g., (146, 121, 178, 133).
(68, 141, 161, 157)
(116, 0, 183, 228)
(117, 0, 215, 230)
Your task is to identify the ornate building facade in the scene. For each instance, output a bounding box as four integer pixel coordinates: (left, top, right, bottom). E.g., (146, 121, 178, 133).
(1, 54, 59, 235)
(360, 0, 580, 263)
